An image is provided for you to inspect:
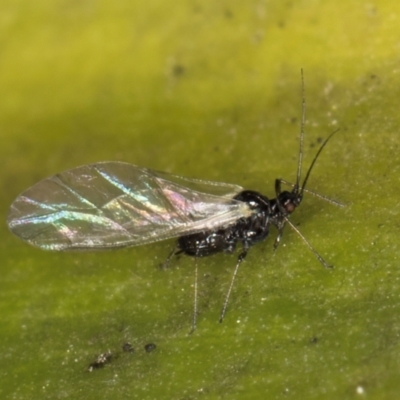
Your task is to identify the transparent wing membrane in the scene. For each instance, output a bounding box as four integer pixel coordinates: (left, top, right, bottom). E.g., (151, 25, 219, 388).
(7, 162, 250, 250)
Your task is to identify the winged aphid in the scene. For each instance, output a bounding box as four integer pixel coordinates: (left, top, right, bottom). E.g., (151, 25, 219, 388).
(7, 72, 342, 330)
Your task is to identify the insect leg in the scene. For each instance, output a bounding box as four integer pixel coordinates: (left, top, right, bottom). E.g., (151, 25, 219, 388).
(284, 217, 332, 269)
(219, 244, 249, 323)
(160, 245, 179, 269)
(272, 217, 287, 251)
(190, 257, 199, 334)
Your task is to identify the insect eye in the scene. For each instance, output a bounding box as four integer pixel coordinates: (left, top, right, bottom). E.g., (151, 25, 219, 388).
(284, 201, 296, 214)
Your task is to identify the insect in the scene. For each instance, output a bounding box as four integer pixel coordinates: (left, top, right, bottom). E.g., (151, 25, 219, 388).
(7, 73, 342, 331)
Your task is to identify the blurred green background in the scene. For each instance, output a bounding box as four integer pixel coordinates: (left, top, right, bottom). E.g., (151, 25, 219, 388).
(1, 1, 400, 399)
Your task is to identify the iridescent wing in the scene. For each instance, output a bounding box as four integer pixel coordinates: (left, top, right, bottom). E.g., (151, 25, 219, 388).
(7, 162, 251, 250)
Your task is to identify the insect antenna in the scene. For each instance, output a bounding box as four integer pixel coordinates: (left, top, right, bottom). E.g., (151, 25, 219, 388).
(294, 69, 307, 195)
(279, 180, 345, 208)
(299, 129, 340, 196)
(295, 70, 340, 198)
(287, 126, 340, 269)
(282, 70, 342, 268)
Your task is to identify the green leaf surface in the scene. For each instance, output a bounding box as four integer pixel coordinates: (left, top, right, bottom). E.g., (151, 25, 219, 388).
(1, 1, 400, 399)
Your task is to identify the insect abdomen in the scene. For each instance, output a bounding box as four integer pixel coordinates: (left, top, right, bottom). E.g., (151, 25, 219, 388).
(178, 190, 271, 257)
(178, 228, 238, 257)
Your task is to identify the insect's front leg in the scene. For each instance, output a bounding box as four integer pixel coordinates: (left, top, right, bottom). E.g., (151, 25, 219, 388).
(273, 220, 286, 251)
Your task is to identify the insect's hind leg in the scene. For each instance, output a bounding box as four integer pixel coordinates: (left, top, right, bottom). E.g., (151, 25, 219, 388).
(159, 244, 199, 334)
(160, 244, 180, 269)
(219, 244, 249, 323)
(189, 257, 199, 334)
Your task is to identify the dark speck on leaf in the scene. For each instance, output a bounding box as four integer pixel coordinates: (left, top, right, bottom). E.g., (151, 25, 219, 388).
(122, 342, 134, 353)
(224, 9, 233, 18)
(144, 343, 156, 353)
(173, 64, 185, 76)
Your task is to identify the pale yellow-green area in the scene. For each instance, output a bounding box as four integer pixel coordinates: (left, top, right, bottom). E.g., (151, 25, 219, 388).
(1, 1, 400, 399)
